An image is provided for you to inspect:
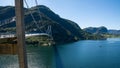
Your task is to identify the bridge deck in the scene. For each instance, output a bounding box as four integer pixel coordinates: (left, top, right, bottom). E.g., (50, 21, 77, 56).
(0, 33, 51, 39)
(0, 33, 53, 54)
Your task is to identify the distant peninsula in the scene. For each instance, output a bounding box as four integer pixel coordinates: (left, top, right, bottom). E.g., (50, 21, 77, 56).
(83, 26, 120, 38)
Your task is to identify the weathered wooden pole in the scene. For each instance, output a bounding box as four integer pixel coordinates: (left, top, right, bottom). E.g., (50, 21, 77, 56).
(15, 0, 28, 68)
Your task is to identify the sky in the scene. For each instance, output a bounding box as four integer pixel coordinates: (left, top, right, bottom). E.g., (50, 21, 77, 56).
(0, 0, 120, 29)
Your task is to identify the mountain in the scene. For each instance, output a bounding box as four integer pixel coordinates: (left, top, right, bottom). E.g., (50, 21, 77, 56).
(83, 26, 120, 35)
(108, 30, 120, 35)
(0, 5, 106, 44)
(0, 6, 15, 20)
(83, 26, 108, 34)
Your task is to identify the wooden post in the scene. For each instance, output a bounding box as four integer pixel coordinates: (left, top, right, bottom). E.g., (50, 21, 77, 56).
(15, 0, 28, 68)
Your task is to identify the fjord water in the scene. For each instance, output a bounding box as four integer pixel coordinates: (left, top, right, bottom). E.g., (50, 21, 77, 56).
(0, 38, 120, 68)
(57, 38, 120, 68)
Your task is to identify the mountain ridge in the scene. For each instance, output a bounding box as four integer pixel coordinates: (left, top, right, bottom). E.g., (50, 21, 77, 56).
(0, 5, 106, 44)
(83, 26, 120, 35)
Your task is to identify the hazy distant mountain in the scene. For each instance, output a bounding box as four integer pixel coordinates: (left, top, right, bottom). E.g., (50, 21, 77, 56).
(0, 5, 106, 44)
(108, 30, 120, 35)
(83, 26, 120, 35)
(83, 26, 108, 34)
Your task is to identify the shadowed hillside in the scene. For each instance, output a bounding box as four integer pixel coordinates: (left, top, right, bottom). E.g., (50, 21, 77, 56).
(0, 5, 106, 44)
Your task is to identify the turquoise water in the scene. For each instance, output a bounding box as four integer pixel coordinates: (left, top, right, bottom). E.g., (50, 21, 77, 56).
(0, 38, 120, 68)
(56, 38, 120, 68)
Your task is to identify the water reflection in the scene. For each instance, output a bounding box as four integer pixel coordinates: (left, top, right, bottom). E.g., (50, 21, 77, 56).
(0, 45, 56, 68)
(27, 45, 55, 68)
(0, 55, 19, 68)
(1, 38, 120, 68)
(53, 46, 64, 68)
